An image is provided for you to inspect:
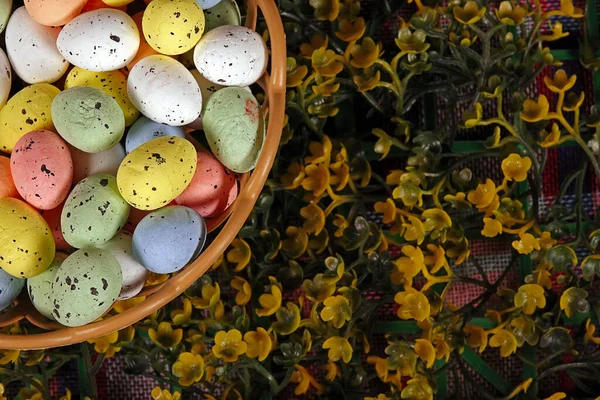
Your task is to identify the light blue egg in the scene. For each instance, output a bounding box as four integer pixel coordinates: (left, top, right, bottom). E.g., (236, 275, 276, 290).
(0, 267, 25, 312)
(196, 0, 222, 9)
(132, 206, 206, 274)
(125, 116, 186, 153)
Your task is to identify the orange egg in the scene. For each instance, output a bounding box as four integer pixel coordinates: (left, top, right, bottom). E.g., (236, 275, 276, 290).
(39, 203, 72, 251)
(0, 156, 18, 199)
(24, 0, 87, 26)
(82, 0, 127, 12)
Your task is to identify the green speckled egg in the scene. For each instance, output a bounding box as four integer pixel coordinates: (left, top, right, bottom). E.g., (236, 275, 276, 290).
(51, 86, 125, 153)
(27, 252, 68, 320)
(0, 0, 11, 34)
(203, 87, 264, 173)
(61, 173, 130, 248)
(0, 198, 55, 278)
(204, 0, 240, 32)
(51, 248, 122, 327)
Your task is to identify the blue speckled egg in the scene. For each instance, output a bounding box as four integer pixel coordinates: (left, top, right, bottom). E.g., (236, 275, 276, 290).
(132, 206, 206, 274)
(125, 116, 186, 154)
(0, 267, 25, 312)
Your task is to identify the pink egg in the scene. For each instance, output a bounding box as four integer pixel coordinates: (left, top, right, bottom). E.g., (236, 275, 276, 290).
(10, 130, 73, 210)
(175, 151, 238, 218)
(39, 202, 72, 251)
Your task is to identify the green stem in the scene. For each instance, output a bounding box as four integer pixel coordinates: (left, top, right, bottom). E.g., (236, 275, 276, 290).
(81, 344, 99, 400)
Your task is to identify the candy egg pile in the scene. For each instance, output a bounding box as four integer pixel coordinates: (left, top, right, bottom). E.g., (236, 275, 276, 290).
(0, 0, 267, 327)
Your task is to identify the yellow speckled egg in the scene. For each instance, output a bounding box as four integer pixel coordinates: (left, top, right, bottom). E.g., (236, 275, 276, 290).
(65, 67, 140, 127)
(117, 136, 197, 210)
(143, 0, 205, 56)
(0, 84, 60, 154)
(103, 0, 134, 6)
(0, 198, 56, 278)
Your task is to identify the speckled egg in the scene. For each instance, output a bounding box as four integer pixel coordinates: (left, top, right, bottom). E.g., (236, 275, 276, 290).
(204, 0, 240, 31)
(52, 86, 125, 153)
(125, 116, 186, 153)
(132, 206, 206, 274)
(61, 173, 130, 248)
(196, 0, 222, 9)
(143, 0, 205, 56)
(0, 156, 19, 199)
(0, 197, 55, 278)
(0, 83, 60, 154)
(82, 0, 127, 12)
(117, 136, 197, 210)
(127, 55, 202, 126)
(0, 49, 11, 109)
(70, 143, 126, 184)
(5, 7, 69, 84)
(51, 248, 122, 327)
(203, 87, 264, 172)
(24, 0, 87, 26)
(99, 231, 147, 300)
(193, 25, 267, 87)
(0, 267, 25, 312)
(65, 67, 140, 127)
(11, 130, 73, 210)
(0, 0, 11, 34)
(39, 203, 71, 251)
(175, 150, 237, 218)
(57, 9, 140, 72)
(103, 0, 134, 6)
(27, 252, 67, 319)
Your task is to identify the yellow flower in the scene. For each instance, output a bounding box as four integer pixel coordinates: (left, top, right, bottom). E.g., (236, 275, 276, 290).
(467, 179, 496, 209)
(422, 208, 452, 232)
(58, 389, 72, 400)
(560, 286, 589, 317)
(272, 302, 301, 335)
(502, 154, 532, 182)
(282, 226, 309, 259)
(395, 28, 430, 54)
(446, 238, 470, 265)
(321, 295, 352, 328)
(281, 161, 306, 189)
(540, 22, 569, 41)
(291, 364, 324, 395)
(256, 281, 282, 316)
(444, 192, 471, 209)
(349, 37, 381, 68)
(212, 329, 247, 362)
(401, 374, 434, 400)
(392, 245, 425, 286)
(507, 379, 533, 399)
(374, 198, 396, 224)
(303, 273, 336, 302)
(464, 324, 488, 353)
(395, 289, 431, 321)
(171, 297, 192, 325)
(333, 214, 349, 237)
(151, 387, 181, 400)
(584, 318, 600, 345)
(489, 329, 517, 357)
(148, 322, 183, 348)
(495, 1, 530, 25)
(88, 331, 119, 355)
(172, 352, 204, 386)
(372, 128, 396, 160)
(354, 69, 381, 91)
(191, 283, 220, 309)
(0, 384, 5, 400)
(548, 0, 583, 17)
(544, 69, 576, 93)
(336, 17, 366, 42)
(521, 95, 550, 122)
(463, 102, 483, 127)
(563, 91, 585, 111)
(544, 394, 567, 400)
(321, 360, 341, 382)
(330, 160, 350, 191)
(424, 244, 448, 274)
(414, 338, 435, 368)
(512, 233, 541, 254)
(514, 284, 546, 315)
(449, 30, 478, 47)
(306, 135, 333, 165)
(302, 163, 330, 197)
(300, 33, 329, 59)
(539, 123, 562, 147)
(309, 0, 340, 21)
(323, 336, 353, 363)
(300, 203, 326, 235)
(403, 216, 426, 244)
(226, 239, 251, 272)
(113, 296, 146, 313)
(482, 217, 502, 238)
(231, 276, 251, 306)
(393, 182, 424, 208)
(367, 355, 389, 381)
(454, 1, 486, 24)
(286, 58, 308, 88)
(244, 327, 272, 362)
(312, 48, 344, 77)
(511, 316, 539, 347)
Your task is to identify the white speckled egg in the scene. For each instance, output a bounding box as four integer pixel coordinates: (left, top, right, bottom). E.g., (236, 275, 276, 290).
(127, 55, 202, 126)
(193, 25, 268, 87)
(0, 0, 11, 34)
(98, 231, 147, 300)
(70, 143, 126, 184)
(0, 267, 25, 312)
(57, 9, 140, 72)
(0, 49, 11, 109)
(5, 7, 69, 84)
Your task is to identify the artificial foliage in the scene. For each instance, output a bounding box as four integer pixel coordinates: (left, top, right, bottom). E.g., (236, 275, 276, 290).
(3, 0, 600, 399)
